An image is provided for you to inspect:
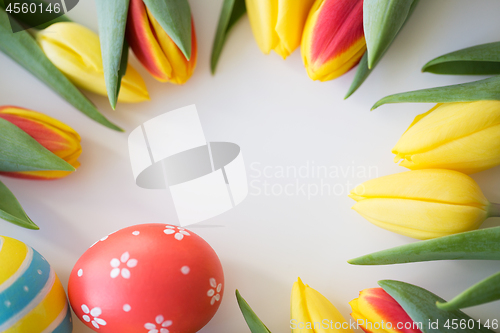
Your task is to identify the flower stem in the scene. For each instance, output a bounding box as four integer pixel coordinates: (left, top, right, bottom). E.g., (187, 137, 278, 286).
(488, 203, 500, 217)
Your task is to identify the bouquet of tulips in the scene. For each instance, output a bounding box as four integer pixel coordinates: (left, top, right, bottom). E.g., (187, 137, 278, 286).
(212, 0, 419, 98)
(0, 0, 199, 229)
(347, 38, 500, 314)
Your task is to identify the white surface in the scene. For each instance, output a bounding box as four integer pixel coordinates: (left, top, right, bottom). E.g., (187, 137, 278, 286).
(1, 0, 500, 332)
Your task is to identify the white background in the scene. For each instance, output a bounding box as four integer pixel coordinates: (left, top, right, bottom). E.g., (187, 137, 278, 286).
(1, 0, 500, 332)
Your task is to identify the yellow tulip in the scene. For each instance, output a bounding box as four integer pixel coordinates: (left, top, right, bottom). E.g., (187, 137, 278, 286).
(349, 169, 496, 240)
(245, 0, 315, 59)
(36, 22, 149, 103)
(291, 278, 354, 332)
(393, 101, 500, 174)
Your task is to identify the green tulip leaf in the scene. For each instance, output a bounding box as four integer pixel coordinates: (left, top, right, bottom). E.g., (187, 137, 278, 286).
(349, 227, 500, 265)
(210, 0, 246, 74)
(143, 0, 192, 60)
(0, 117, 74, 173)
(371, 75, 500, 110)
(363, 0, 416, 69)
(0, 179, 38, 229)
(379, 280, 494, 333)
(95, 0, 130, 110)
(236, 290, 272, 333)
(0, 8, 122, 131)
(0, 0, 71, 30)
(423, 42, 500, 75)
(437, 271, 500, 311)
(346, 0, 419, 98)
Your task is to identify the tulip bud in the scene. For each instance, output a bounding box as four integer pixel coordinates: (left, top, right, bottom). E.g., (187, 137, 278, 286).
(393, 101, 500, 174)
(349, 169, 493, 240)
(291, 277, 353, 332)
(350, 288, 422, 333)
(301, 0, 365, 81)
(0, 106, 81, 180)
(245, 0, 315, 59)
(126, 0, 197, 84)
(36, 22, 149, 103)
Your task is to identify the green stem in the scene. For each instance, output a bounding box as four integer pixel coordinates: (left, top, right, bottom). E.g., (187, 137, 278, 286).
(488, 203, 500, 217)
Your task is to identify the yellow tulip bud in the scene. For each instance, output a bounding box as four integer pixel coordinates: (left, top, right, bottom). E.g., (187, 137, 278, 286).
(291, 278, 353, 332)
(393, 101, 500, 174)
(36, 22, 149, 103)
(349, 169, 495, 240)
(246, 0, 315, 59)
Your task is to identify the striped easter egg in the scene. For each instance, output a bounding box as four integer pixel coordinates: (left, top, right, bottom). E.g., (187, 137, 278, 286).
(0, 236, 72, 333)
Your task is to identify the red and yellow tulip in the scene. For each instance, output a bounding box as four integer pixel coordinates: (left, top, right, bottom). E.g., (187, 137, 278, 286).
(245, 0, 315, 59)
(350, 288, 422, 333)
(0, 106, 81, 180)
(301, 0, 365, 81)
(126, 0, 197, 84)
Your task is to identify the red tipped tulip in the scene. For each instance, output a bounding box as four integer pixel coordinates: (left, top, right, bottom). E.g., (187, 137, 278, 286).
(126, 0, 197, 84)
(0, 106, 81, 180)
(301, 0, 365, 81)
(350, 288, 422, 333)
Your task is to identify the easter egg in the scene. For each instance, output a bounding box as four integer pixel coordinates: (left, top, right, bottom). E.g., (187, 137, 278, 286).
(0, 236, 73, 333)
(68, 224, 224, 333)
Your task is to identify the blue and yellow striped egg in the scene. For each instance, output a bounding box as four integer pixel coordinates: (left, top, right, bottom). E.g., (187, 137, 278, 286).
(0, 236, 72, 333)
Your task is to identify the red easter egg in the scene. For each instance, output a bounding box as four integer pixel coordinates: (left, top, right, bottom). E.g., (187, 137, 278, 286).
(68, 224, 224, 333)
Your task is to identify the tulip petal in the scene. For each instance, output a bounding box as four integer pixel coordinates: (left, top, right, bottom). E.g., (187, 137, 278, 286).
(142, 0, 192, 59)
(0, 180, 38, 230)
(292, 278, 353, 333)
(437, 271, 500, 311)
(0, 9, 121, 131)
(211, 0, 246, 74)
(371, 75, 500, 110)
(95, 0, 131, 109)
(348, 226, 500, 265)
(273, 0, 315, 59)
(235, 290, 272, 333)
(363, 0, 416, 69)
(246, 0, 279, 55)
(353, 198, 487, 239)
(379, 280, 494, 332)
(350, 169, 489, 207)
(302, 0, 365, 81)
(422, 41, 500, 75)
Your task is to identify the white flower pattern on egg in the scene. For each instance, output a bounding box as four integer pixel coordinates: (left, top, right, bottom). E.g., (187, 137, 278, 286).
(207, 278, 222, 305)
(144, 315, 173, 333)
(81, 304, 107, 329)
(110, 252, 138, 279)
(163, 226, 190, 241)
